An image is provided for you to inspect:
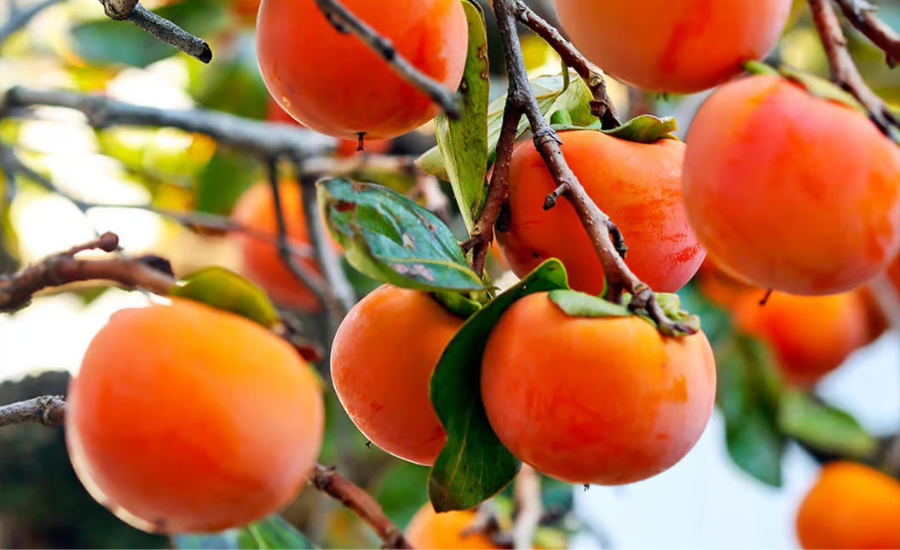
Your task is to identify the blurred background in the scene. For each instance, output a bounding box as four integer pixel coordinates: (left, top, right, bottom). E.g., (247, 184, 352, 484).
(1, 0, 899, 548)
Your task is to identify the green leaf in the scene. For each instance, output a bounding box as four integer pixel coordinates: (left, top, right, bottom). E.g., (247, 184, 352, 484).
(318, 178, 487, 293)
(433, 291, 483, 320)
(195, 150, 259, 215)
(716, 334, 786, 487)
(172, 532, 240, 550)
(601, 115, 679, 144)
(548, 289, 631, 318)
(778, 66, 867, 115)
(188, 32, 271, 119)
(170, 267, 281, 328)
(743, 60, 781, 76)
(70, 0, 227, 68)
(433, 0, 489, 232)
(237, 515, 315, 549)
(429, 259, 569, 512)
(779, 389, 877, 458)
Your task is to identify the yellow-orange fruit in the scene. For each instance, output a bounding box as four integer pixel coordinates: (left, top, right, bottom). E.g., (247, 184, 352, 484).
(67, 299, 324, 533)
(555, 0, 792, 93)
(265, 99, 391, 157)
(257, 0, 468, 140)
(499, 130, 704, 296)
(733, 291, 868, 386)
(796, 461, 900, 549)
(406, 505, 500, 550)
(231, 182, 322, 311)
(481, 293, 716, 485)
(684, 75, 900, 295)
(331, 285, 463, 465)
(695, 258, 758, 311)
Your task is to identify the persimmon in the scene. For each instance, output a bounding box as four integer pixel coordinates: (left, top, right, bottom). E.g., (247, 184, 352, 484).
(265, 99, 391, 157)
(331, 285, 463, 465)
(498, 130, 704, 296)
(695, 258, 757, 311)
(231, 181, 322, 311)
(684, 75, 900, 296)
(733, 291, 868, 386)
(66, 298, 324, 533)
(257, 0, 468, 140)
(406, 505, 499, 550)
(481, 292, 716, 485)
(555, 0, 792, 94)
(796, 461, 900, 549)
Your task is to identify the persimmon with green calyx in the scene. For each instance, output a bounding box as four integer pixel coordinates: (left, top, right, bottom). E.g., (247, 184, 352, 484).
(406, 505, 500, 550)
(231, 181, 326, 312)
(67, 298, 324, 534)
(331, 285, 464, 466)
(498, 126, 704, 296)
(733, 291, 869, 386)
(555, 0, 792, 94)
(796, 461, 900, 549)
(257, 0, 468, 140)
(683, 74, 900, 296)
(481, 291, 716, 485)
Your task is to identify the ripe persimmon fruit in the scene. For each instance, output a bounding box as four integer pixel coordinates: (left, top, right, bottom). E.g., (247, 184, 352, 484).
(695, 258, 757, 311)
(733, 291, 868, 386)
(683, 75, 900, 295)
(331, 285, 463, 465)
(67, 298, 324, 533)
(498, 130, 704, 296)
(231, 181, 323, 312)
(257, 0, 468, 140)
(796, 461, 900, 549)
(406, 505, 500, 550)
(265, 99, 391, 157)
(555, 0, 792, 93)
(481, 292, 716, 485)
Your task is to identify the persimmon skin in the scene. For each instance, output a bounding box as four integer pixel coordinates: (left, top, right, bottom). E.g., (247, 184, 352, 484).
(733, 291, 868, 386)
(406, 505, 500, 550)
(265, 100, 390, 157)
(331, 285, 463, 466)
(257, 0, 468, 140)
(555, 0, 792, 94)
(67, 299, 324, 534)
(481, 293, 716, 485)
(695, 258, 757, 311)
(684, 75, 900, 296)
(231, 182, 322, 312)
(796, 461, 900, 550)
(499, 131, 704, 296)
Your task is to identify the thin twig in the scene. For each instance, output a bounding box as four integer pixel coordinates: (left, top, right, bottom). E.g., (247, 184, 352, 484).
(0, 0, 65, 47)
(809, 0, 900, 140)
(834, 0, 900, 67)
(1, 87, 337, 160)
(311, 0, 461, 119)
(95, 0, 211, 63)
(0, 396, 411, 549)
(512, 465, 543, 550)
(488, 0, 691, 336)
(512, 0, 620, 128)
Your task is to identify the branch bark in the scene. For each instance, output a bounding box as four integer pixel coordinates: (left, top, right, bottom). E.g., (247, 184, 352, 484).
(0, 395, 411, 549)
(834, 0, 900, 68)
(311, 0, 461, 119)
(0, 0, 65, 47)
(485, 0, 692, 336)
(96, 0, 212, 63)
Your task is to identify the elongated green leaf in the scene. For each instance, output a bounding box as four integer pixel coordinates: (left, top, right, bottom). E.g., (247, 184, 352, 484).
(429, 259, 569, 512)
(602, 115, 679, 143)
(779, 390, 877, 458)
(716, 334, 786, 487)
(318, 179, 486, 292)
(548, 289, 631, 318)
(171, 267, 281, 328)
(434, 0, 489, 232)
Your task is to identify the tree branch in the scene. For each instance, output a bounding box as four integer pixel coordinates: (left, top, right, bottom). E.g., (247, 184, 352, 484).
(511, 465, 542, 550)
(511, 0, 620, 128)
(809, 0, 900, 141)
(96, 0, 212, 63)
(0, 396, 411, 549)
(0, 0, 65, 47)
(311, 0, 460, 119)
(487, 0, 692, 336)
(834, 0, 900, 68)
(1, 87, 337, 160)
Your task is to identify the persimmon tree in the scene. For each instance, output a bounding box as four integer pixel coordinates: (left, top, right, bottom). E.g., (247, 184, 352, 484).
(0, 0, 899, 549)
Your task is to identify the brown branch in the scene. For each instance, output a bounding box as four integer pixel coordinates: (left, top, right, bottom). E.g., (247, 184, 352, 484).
(0, 232, 177, 312)
(0, 0, 66, 47)
(834, 0, 900, 68)
(809, 0, 900, 140)
(95, 0, 212, 63)
(512, 0, 620, 128)
(0, 396, 410, 549)
(487, 0, 692, 336)
(511, 465, 542, 550)
(311, 0, 460, 119)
